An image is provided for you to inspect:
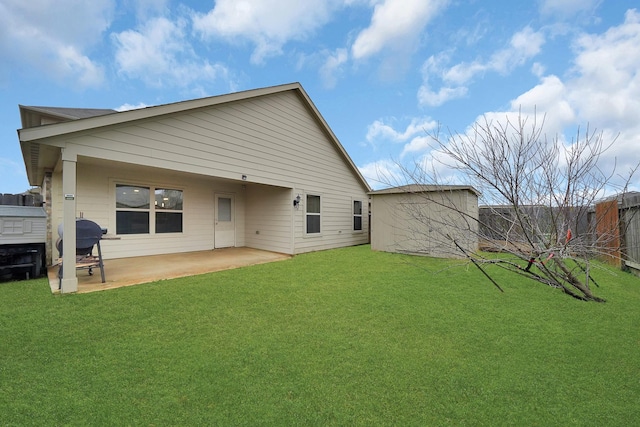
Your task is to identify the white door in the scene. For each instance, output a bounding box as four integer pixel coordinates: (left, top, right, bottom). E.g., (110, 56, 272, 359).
(215, 193, 235, 248)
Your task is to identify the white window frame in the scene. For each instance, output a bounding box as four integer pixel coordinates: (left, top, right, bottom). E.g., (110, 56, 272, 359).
(305, 193, 322, 236)
(353, 199, 364, 233)
(154, 187, 184, 234)
(114, 182, 184, 235)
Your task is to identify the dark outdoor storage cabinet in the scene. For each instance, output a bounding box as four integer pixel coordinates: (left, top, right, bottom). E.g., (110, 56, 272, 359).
(0, 206, 47, 281)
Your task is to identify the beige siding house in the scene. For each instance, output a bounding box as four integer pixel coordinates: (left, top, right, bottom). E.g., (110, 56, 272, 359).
(370, 185, 479, 258)
(18, 83, 371, 292)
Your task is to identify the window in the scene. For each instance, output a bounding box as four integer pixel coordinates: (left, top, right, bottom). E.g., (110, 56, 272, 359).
(116, 185, 150, 234)
(306, 194, 321, 234)
(116, 184, 183, 234)
(155, 188, 183, 233)
(353, 200, 363, 231)
(217, 197, 232, 222)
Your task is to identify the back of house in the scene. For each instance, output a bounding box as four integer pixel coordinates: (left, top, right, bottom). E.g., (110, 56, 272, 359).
(17, 83, 371, 277)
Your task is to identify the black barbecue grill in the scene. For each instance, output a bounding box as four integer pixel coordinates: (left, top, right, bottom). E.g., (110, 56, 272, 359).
(57, 219, 106, 288)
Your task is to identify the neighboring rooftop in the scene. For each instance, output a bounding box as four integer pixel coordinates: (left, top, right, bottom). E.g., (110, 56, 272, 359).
(19, 105, 117, 129)
(369, 184, 480, 196)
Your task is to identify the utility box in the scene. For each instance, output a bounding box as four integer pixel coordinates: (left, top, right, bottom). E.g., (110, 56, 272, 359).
(0, 206, 47, 281)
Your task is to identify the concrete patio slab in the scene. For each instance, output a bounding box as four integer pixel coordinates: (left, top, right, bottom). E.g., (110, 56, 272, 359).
(47, 247, 291, 294)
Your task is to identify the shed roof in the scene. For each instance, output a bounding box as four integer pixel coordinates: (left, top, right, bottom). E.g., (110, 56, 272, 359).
(369, 184, 480, 196)
(0, 206, 46, 218)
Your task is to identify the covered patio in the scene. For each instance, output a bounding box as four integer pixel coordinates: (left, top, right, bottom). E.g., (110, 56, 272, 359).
(46, 247, 291, 294)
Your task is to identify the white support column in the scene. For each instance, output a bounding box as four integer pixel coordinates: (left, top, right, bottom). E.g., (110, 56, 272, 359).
(60, 151, 78, 293)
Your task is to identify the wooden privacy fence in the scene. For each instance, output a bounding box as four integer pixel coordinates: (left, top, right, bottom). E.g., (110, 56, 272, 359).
(478, 192, 640, 273)
(594, 200, 621, 267)
(593, 193, 640, 272)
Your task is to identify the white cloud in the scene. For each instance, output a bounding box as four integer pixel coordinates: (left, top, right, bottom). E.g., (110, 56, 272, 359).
(359, 153, 462, 189)
(351, 0, 448, 60)
(366, 117, 437, 143)
(418, 84, 468, 107)
(112, 17, 231, 90)
(57, 45, 106, 87)
(115, 102, 149, 112)
(441, 62, 485, 87)
(130, 0, 171, 20)
(418, 26, 545, 107)
(444, 26, 545, 85)
(539, 0, 601, 18)
(565, 8, 640, 176)
(0, 0, 113, 87)
(568, 9, 640, 129)
(400, 135, 432, 158)
(367, 120, 402, 142)
(531, 62, 546, 77)
(319, 48, 349, 89)
(510, 75, 576, 133)
(438, 9, 640, 193)
(417, 52, 468, 106)
(493, 26, 545, 71)
(365, 117, 439, 163)
(192, 0, 340, 64)
(359, 159, 405, 189)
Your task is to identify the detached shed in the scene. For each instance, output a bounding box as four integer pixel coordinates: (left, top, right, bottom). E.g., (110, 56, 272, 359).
(369, 185, 480, 258)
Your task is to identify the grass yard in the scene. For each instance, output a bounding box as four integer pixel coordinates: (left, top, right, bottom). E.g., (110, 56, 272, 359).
(1, 244, 639, 426)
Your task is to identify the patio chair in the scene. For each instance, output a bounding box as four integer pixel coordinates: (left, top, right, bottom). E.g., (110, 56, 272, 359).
(57, 219, 106, 289)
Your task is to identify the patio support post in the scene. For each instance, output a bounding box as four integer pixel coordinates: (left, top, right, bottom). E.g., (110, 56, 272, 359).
(60, 151, 78, 293)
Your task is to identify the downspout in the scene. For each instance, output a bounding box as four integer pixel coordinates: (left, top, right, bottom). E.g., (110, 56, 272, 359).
(43, 171, 53, 267)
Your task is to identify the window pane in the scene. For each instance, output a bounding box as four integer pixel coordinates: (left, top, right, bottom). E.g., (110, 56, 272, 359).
(218, 197, 232, 221)
(116, 211, 150, 234)
(116, 185, 149, 209)
(155, 189, 183, 210)
(354, 216, 362, 231)
(307, 215, 320, 233)
(354, 200, 362, 215)
(156, 212, 183, 233)
(307, 195, 320, 213)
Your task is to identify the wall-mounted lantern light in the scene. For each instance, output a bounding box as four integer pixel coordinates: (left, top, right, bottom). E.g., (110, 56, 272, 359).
(293, 194, 301, 208)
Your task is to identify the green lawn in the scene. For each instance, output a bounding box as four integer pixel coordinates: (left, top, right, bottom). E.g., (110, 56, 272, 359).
(1, 245, 639, 426)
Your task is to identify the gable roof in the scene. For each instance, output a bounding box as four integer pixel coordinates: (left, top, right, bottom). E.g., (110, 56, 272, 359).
(18, 82, 371, 192)
(369, 184, 480, 196)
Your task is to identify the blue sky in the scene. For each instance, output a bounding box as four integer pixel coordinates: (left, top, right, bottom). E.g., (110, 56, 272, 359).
(1, 0, 639, 193)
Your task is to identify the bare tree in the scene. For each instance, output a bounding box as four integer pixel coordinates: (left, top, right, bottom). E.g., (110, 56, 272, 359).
(380, 113, 638, 302)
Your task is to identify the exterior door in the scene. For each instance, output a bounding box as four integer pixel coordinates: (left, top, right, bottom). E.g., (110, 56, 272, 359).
(214, 193, 235, 248)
